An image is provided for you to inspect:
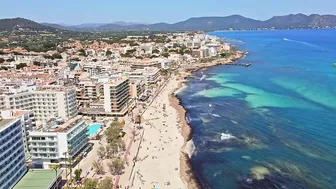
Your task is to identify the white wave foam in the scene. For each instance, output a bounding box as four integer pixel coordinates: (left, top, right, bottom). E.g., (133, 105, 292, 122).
(185, 105, 199, 109)
(284, 38, 327, 51)
(187, 116, 201, 122)
(200, 74, 206, 81)
(221, 132, 236, 141)
(210, 113, 220, 118)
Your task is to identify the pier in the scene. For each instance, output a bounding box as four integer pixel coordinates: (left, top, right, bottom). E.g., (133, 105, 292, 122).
(224, 63, 251, 67)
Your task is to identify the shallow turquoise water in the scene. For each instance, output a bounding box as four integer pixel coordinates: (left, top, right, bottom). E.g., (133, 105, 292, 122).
(178, 29, 336, 189)
(87, 123, 101, 136)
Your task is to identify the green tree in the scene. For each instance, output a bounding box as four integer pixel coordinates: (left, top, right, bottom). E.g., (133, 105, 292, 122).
(83, 178, 98, 189)
(33, 61, 41, 66)
(220, 52, 227, 57)
(161, 52, 169, 58)
(52, 53, 63, 59)
(107, 157, 125, 175)
(16, 63, 27, 69)
(0, 50, 4, 55)
(70, 57, 80, 61)
(78, 49, 87, 56)
(0, 66, 8, 70)
(129, 42, 139, 46)
(43, 55, 54, 59)
(6, 58, 15, 62)
(105, 122, 121, 143)
(97, 146, 106, 159)
(74, 169, 82, 182)
(0, 58, 5, 63)
(51, 164, 60, 186)
(92, 160, 104, 175)
(105, 142, 118, 158)
(105, 50, 112, 56)
(152, 49, 160, 54)
(98, 177, 113, 189)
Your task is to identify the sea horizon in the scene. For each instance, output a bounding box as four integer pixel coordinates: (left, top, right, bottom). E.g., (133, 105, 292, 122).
(178, 29, 336, 189)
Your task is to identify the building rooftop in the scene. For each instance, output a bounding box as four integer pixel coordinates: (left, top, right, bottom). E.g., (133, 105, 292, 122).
(37, 85, 76, 93)
(49, 115, 85, 133)
(0, 118, 18, 131)
(13, 169, 63, 189)
(105, 77, 128, 86)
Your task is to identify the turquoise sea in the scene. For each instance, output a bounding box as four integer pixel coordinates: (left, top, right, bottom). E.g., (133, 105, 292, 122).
(177, 29, 336, 189)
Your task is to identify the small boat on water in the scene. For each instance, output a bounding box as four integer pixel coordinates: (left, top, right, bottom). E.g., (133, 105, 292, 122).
(284, 38, 289, 41)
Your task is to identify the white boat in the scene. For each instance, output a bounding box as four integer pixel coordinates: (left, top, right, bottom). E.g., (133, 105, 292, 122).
(284, 38, 289, 41)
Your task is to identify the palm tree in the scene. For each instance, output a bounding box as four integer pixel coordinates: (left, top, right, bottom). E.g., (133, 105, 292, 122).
(67, 149, 73, 185)
(62, 151, 68, 184)
(63, 148, 72, 186)
(51, 164, 59, 186)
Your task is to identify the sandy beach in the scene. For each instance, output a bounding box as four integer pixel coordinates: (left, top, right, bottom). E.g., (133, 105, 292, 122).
(116, 77, 186, 189)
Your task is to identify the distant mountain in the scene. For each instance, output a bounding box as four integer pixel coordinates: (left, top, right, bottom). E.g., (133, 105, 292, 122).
(2, 14, 336, 32)
(167, 15, 263, 30)
(0, 18, 53, 31)
(263, 14, 336, 29)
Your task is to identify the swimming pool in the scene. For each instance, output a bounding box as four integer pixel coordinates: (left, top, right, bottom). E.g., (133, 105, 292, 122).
(87, 123, 101, 136)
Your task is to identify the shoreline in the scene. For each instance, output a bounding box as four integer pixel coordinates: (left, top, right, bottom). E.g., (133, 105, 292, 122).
(183, 50, 246, 73)
(170, 81, 200, 189)
(170, 51, 245, 189)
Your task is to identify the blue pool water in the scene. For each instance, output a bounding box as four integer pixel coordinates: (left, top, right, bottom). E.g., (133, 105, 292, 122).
(87, 123, 101, 136)
(178, 29, 336, 189)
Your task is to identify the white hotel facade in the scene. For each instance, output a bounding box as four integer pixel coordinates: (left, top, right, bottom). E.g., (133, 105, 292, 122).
(0, 118, 27, 189)
(0, 84, 78, 122)
(28, 115, 89, 169)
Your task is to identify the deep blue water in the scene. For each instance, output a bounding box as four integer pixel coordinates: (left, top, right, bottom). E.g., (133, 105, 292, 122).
(178, 29, 336, 189)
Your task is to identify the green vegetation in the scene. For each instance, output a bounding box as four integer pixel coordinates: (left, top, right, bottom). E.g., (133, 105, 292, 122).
(98, 177, 113, 189)
(78, 49, 87, 56)
(74, 169, 82, 182)
(108, 157, 125, 175)
(152, 49, 160, 54)
(70, 57, 80, 61)
(105, 50, 112, 56)
(0, 58, 5, 63)
(6, 58, 15, 62)
(83, 178, 98, 189)
(16, 63, 27, 69)
(161, 52, 169, 58)
(0, 66, 8, 70)
(32, 61, 41, 66)
(52, 53, 62, 59)
(92, 160, 105, 175)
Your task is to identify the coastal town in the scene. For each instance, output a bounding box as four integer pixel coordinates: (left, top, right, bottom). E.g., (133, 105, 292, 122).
(0, 30, 244, 189)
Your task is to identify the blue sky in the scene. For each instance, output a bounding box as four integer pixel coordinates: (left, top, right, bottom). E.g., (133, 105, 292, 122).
(1, 0, 336, 24)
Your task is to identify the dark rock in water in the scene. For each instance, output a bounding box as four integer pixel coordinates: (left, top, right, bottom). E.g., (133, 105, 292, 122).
(238, 172, 309, 189)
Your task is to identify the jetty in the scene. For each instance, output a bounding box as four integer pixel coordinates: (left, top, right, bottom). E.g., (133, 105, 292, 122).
(223, 63, 251, 67)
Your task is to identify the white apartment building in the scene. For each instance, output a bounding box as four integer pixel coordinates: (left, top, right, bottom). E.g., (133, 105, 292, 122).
(28, 115, 89, 169)
(104, 78, 131, 114)
(0, 84, 78, 123)
(1, 109, 36, 154)
(83, 64, 107, 76)
(206, 43, 221, 56)
(0, 118, 27, 189)
(142, 67, 160, 85)
(124, 67, 160, 85)
(130, 80, 145, 99)
(77, 81, 103, 99)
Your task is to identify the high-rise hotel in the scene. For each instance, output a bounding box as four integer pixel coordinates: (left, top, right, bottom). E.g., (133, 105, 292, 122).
(0, 118, 27, 189)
